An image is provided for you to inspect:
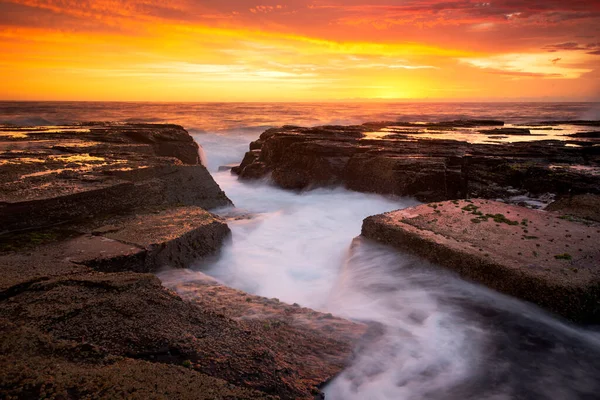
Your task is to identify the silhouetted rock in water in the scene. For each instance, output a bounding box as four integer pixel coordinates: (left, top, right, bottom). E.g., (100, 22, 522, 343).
(0, 123, 365, 399)
(479, 128, 531, 135)
(233, 123, 600, 202)
(538, 120, 600, 127)
(391, 119, 505, 128)
(546, 194, 600, 222)
(361, 199, 600, 323)
(568, 131, 600, 138)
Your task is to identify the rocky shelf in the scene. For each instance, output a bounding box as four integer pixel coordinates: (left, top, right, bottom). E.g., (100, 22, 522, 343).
(232, 121, 600, 203)
(231, 121, 600, 322)
(362, 199, 600, 323)
(0, 123, 365, 399)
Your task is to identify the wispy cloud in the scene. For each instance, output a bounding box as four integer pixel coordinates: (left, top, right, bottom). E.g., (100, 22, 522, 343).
(460, 52, 594, 79)
(0, 0, 599, 100)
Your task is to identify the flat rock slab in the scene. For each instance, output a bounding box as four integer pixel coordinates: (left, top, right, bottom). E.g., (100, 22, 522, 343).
(0, 206, 230, 290)
(85, 206, 231, 273)
(362, 199, 600, 323)
(160, 270, 368, 347)
(0, 123, 232, 233)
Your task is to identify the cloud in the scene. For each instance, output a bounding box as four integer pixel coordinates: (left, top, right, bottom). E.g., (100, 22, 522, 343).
(1, 0, 599, 100)
(544, 42, 586, 51)
(485, 70, 563, 78)
(460, 52, 594, 79)
(314, 0, 600, 29)
(543, 41, 600, 56)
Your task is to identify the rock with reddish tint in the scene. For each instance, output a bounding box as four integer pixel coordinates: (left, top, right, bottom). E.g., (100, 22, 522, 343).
(79, 206, 230, 273)
(0, 124, 232, 233)
(0, 319, 272, 400)
(0, 269, 365, 399)
(233, 123, 600, 202)
(546, 194, 600, 222)
(362, 199, 600, 323)
(0, 123, 365, 399)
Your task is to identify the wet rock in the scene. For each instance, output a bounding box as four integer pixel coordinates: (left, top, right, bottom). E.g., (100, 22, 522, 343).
(218, 163, 239, 171)
(0, 123, 364, 399)
(0, 320, 271, 400)
(393, 120, 505, 128)
(568, 131, 600, 138)
(362, 199, 600, 323)
(0, 272, 363, 399)
(538, 120, 600, 127)
(160, 270, 367, 346)
(0, 124, 232, 233)
(234, 124, 600, 202)
(81, 206, 230, 273)
(480, 128, 531, 135)
(546, 194, 600, 222)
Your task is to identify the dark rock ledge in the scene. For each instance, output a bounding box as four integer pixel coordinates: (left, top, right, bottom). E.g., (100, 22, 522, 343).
(0, 124, 365, 399)
(232, 122, 600, 202)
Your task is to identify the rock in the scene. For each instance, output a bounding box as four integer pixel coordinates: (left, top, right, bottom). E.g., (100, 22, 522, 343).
(362, 199, 600, 323)
(479, 128, 531, 135)
(218, 163, 239, 171)
(0, 319, 271, 400)
(392, 120, 505, 128)
(160, 270, 367, 346)
(234, 124, 600, 202)
(82, 206, 230, 273)
(546, 194, 600, 222)
(0, 123, 365, 399)
(538, 120, 600, 127)
(0, 272, 364, 399)
(0, 124, 232, 234)
(568, 131, 600, 138)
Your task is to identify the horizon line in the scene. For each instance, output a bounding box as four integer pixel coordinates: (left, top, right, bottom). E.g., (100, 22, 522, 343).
(1, 99, 600, 104)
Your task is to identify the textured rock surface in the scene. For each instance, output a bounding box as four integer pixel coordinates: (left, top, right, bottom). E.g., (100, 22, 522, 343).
(546, 194, 600, 222)
(0, 272, 363, 399)
(0, 319, 271, 400)
(233, 122, 600, 202)
(362, 199, 600, 323)
(0, 123, 232, 233)
(0, 123, 365, 399)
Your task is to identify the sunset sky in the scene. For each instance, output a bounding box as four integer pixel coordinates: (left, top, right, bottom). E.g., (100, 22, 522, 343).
(1, 0, 600, 101)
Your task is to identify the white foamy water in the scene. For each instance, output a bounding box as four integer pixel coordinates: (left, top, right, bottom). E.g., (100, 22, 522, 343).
(159, 131, 600, 400)
(2, 100, 599, 398)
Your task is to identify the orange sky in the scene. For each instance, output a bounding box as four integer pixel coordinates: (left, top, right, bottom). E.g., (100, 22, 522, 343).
(1, 0, 600, 101)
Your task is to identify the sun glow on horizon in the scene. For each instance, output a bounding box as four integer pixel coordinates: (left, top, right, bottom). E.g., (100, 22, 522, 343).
(0, 0, 599, 101)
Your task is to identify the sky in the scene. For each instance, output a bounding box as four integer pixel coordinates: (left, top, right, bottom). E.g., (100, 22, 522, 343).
(1, 0, 600, 101)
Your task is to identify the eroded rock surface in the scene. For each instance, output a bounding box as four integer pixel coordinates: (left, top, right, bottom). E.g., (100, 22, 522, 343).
(1, 271, 363, 399)
(0, 319, 271, 400)
(362, 199, 600, 323)
(233, 122, 600, 202)
(0, 123, 232, 233)
(0, 123, 364, 399)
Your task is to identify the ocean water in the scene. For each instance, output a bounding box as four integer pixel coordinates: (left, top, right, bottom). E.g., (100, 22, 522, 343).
(2, 101, 600, 133)
(2, 101, 600, 399)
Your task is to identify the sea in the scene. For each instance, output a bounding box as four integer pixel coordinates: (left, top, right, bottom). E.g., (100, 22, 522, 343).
(2, 101, 600, 399)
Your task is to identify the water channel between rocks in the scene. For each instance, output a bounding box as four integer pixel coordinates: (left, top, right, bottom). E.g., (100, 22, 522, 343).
(158, 131, 600, 400)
